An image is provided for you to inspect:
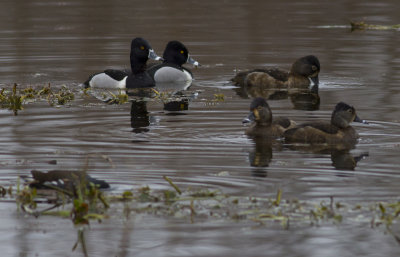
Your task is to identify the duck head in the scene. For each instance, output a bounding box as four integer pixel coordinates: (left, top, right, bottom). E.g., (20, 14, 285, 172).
(130, 37, 162, 73)
(162, 40, 200, 67)
(331, 102, 367, 128)
(243, 97, 273, 126)
(290, 55, 320, 86)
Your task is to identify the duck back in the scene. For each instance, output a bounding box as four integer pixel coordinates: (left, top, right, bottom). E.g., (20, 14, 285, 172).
(232, 68, 289, 87)
(284, 122, 358, 145)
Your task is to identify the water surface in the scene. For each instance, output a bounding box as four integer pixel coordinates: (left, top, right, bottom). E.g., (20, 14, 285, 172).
(1, 0, 400, 256)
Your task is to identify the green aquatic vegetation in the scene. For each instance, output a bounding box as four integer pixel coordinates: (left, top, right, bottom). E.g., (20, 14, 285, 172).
(310, 197, 343, 225)
(163, 175, 182, 194)
(213, 93, 225, 101)
(0, 83, 76, 114)
(22, 86, 37, 99)
(16, 186, 38, 211)
(16, 170, 109, 225)
(42, 84, 75, 106)
(121, 190, 134, 200)
(350, 21, 400, 31)
(369, 201, 400, 243)
(72, 227, 89, 257)
(13, 174, 400, 245)
(273, 188, 282, 206)
(106, 89, 129, 104)
(189, 190, 217, 198)
(54, 85, 75, 105)
(0, 185, 12, 197)
(37, 83, 52, 96)
(0, 84, 25, 115)
(0, 186, 6, 197)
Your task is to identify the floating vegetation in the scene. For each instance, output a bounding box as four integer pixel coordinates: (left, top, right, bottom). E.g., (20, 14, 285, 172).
(46, 84, 75, 106)
(17, 169, 109, 224)
(104, 89, 129, 105)
(0, 83, 76, 114)
(0, 84, 24, 115)
(213, 93, 225, 101)
(204, 93, 226, 106)
(350, 21, 400, 31)
(14, 173, 400, 241)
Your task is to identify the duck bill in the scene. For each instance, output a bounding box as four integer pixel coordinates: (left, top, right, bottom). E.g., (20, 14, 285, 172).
(354, 115, 368, 124)
(187, 55, 200, 67)
(242, 112, 255, 124)
(148, 49, 163, 61)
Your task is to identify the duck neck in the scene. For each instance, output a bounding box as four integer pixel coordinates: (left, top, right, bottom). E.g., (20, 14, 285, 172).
(331, 116, 350, 129)
(256, 111, 273, 127)
(130, 54, 147, 74)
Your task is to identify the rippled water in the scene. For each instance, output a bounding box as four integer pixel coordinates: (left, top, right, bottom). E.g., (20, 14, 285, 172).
(1, 0, 400, 256)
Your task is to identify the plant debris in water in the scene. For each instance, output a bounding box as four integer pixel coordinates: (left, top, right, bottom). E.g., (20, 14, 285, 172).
(0, 84, 24, 115)
(350, 21, 400, 31)
(0, 83, 75, 114)
(11, 173, 400, 243)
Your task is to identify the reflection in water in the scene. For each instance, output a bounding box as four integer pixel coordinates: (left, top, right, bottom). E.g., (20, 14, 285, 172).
(130, 100, 150, 133)
(154, 81, 195, 113)
(248, 138, 274, 177)
(73, 227, 89, 257)
(155, 81, 192, 95)
(85, 87, 156, 103)
(249, 138, 273, 167)
(163, 98, 189, 112)
(30, 169, 110, 189)
(2, 0, 400, 256)
(331, 150, 369, 171)
(286, 144, 369, 171)
(233, 81, 288, 100)
(233, 80, 320, 111)
(289, 84, 320, 111)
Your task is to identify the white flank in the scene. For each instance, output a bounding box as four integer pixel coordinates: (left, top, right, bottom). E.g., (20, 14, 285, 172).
(154, 67, 192, 83)
(89, 73, 127, 89)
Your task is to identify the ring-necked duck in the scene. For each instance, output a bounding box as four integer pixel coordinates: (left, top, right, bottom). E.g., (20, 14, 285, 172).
(147, 40, 199, 83)
(232, 55, 320, 91)
(283, 102, 367, 145)
(84, 37, 162, 89)
(243, 97, 296, 138)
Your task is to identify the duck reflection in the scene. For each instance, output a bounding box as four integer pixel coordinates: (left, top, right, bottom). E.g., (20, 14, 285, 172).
(233, 79, 320, 111)
(155, 81, 194, 113)
(233, 82, 288, 101)
(331, 150, 369, 171)
(249, 138, 274, 168)
(248, 137, 274, 177)
(286, 144, 368, 171)
(288, 84, 320, 111)
(126, 87, 157, 98)
(155, 80, 192, 95)
(130, 100, 151, 133)
(163, 97, 189, 112)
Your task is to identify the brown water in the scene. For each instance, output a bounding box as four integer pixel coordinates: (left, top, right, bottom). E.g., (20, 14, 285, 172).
(1, 0, 400, 256)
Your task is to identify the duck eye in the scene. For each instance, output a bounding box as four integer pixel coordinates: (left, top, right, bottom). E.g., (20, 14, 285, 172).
(311, 65, 318, 71)
(180, 50, 184, 54)
(140, 46, 145, 50)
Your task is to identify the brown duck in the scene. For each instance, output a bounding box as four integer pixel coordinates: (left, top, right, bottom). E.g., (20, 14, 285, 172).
(243, 97, 296, 138)
(232, 55, 320, 92)
(284, 102, 367, 146)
